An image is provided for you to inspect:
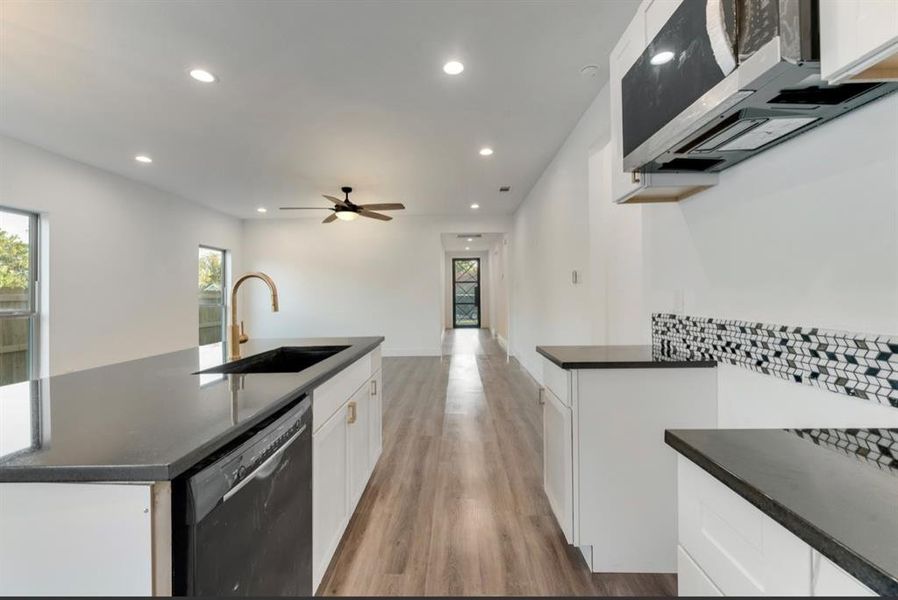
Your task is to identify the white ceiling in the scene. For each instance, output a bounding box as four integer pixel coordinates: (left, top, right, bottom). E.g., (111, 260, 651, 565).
(0, 0, 637, 218)
(441, 232, 504, 252)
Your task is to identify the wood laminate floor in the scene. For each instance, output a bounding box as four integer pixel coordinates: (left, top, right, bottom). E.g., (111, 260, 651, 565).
(319, 329, 676, 596)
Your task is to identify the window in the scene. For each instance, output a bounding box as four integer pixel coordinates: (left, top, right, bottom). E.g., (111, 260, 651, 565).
(0, 207, 39, 386)
(198, 246, 227, 346)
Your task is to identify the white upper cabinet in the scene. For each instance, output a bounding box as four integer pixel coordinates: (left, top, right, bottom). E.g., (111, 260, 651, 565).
(820, 0, 898, 83)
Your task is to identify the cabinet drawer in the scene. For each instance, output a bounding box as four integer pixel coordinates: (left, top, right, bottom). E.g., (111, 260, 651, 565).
(542, 357, 571, 407)
(678, 456, 812, 596)
(313, 350, 374, 432)
(813, 553, 876, 597)
(678, 545, 722, 597)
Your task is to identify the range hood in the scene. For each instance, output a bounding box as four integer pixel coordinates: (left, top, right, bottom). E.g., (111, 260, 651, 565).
(621, 0, 898, 178)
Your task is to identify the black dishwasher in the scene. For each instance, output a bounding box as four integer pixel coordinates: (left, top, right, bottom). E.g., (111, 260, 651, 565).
(173, 395, 312, 596)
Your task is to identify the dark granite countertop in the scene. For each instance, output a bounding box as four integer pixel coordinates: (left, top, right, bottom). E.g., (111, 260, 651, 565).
(666, 428, 898, 596)
(536, 344, 716, 370)
(0, 337, 383, 483)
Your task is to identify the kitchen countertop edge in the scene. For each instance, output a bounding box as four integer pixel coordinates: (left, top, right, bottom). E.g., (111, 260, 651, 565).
(536, 345, 717, 370)
(665, 429, 898, 597)
(0, 336, 384, 484)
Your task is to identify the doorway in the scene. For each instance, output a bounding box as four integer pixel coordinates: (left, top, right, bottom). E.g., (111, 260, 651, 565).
(452, 258, 481, 328)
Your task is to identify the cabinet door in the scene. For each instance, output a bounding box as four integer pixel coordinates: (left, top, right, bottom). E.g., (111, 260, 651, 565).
(312, 404, 351, 590)
(812, 553, 876, 597)
(368, 370, 383, 472)
(821, 0, 898, 83)
(677, 546, 723, 597)
(347, 383, 371, 509)
(542, 387, 573, 543)
(610, 6, 647, 202)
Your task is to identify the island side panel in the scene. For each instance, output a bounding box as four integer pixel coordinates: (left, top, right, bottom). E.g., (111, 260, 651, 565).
(575, 367, 718, 573)
(0, 482, 155, 596)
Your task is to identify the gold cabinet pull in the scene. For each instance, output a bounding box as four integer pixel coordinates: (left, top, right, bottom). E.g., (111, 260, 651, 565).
(347, 401, 357, 424)
(538, 387, 545, 405)
(631, 170, 641, 184)
(370, 379, 377, 396)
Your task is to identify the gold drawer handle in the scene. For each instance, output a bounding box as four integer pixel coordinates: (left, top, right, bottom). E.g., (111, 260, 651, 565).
(347, 401, 357, 424)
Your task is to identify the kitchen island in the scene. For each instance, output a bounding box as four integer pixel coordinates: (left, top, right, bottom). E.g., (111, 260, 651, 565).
(0, 336, 384, 596)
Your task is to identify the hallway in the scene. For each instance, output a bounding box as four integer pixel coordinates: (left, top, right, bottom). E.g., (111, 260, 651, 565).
(319, 329, 676, 596)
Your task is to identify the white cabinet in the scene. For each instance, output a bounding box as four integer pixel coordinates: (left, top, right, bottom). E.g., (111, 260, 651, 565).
(813, 553, 876, 597)
(678, 456, 811, 595)
(368, 371, 383, 467)
(821, 0, 898, 84)
(542, 386, 573, 544)
(678, 546, 723, 597)
(676, 456, 876, 597)
(348, 381, 371, 508)
(541, 357, 717, 572)
(312, 402, 351, 588)
(312, 347, 383, 591)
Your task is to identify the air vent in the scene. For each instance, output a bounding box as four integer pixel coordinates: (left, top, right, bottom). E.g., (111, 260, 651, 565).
(457, 234, 482, 239)
(769, 83, 881, 105)
(499, 186, 511, 192)
(658, 158, 725, 172)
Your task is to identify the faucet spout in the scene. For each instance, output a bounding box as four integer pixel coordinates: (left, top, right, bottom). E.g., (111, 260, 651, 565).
(229, 272, 279, 361)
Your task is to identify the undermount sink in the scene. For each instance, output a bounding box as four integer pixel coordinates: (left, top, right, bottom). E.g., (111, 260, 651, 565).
(196, 345, 350, 375)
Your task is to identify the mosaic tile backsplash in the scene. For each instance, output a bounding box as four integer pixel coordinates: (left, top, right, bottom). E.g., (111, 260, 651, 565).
(652, 313, 898, 409)
(792, 429, 898, 474)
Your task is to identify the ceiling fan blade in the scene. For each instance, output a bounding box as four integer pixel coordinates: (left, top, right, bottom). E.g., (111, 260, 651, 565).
(323, 213, 338, 223)
(358, 211, 392, 221)
(323, 194, 349, 207)
(280, 207, 333, 210)
(358, 203, 405, 211)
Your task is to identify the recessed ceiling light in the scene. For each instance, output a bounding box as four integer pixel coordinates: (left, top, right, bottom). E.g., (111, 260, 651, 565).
(134, 155, 152, 164)
(443, 60, 464, 75)
(579, 64, 599, 78)
(650, 50, 675, 66)
(470, 203, 479, 210)
(465, 246, 470, 250)
(467, 238, 472, 242)
(256, 207, 267, 213)
(479, 147, 494, 156)
(189, 68, 217, 83)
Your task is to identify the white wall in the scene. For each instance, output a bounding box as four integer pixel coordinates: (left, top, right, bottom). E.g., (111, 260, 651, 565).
(242, 215, 510, 357)
(512, 74, 898, 423)
(509, 85, 611, 377)
(444, 250, 490, 330)
(0, 135, 243, 375)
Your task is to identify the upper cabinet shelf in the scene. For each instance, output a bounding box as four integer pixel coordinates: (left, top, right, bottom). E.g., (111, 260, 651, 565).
(820, 0, 898, 84)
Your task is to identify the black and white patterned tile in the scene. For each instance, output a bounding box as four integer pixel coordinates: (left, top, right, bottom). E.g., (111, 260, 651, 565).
(651, 313, 898, 408)
(791, 428, 898, 474)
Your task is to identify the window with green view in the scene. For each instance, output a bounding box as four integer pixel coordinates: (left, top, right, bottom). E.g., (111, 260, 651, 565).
(0, 207, 39, 386)
(198, 246, 227, 345)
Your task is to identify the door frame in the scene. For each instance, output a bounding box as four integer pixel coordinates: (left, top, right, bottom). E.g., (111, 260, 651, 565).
(452, 257, 481, 329)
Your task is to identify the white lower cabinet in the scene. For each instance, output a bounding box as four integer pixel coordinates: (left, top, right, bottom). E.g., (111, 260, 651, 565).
(677, 456, 876, 597)
(312, 349, 383, 592)
(677, 546, 722, 597)
(312, 403, 351, 588)
(542, 386, 573, 544)
(813, 554, 876, 597)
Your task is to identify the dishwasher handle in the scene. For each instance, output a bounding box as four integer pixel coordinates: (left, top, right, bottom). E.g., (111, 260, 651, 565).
(222, 425, 304, 502)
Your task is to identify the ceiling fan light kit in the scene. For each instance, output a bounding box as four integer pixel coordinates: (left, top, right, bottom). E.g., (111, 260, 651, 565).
(280, 186, 406, 224)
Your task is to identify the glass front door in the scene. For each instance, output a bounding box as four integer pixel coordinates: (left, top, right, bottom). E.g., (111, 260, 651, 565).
(452, 258, 480, 328)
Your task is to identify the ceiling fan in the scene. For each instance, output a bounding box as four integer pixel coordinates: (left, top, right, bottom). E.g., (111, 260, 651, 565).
(280, 187, 405, 223)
